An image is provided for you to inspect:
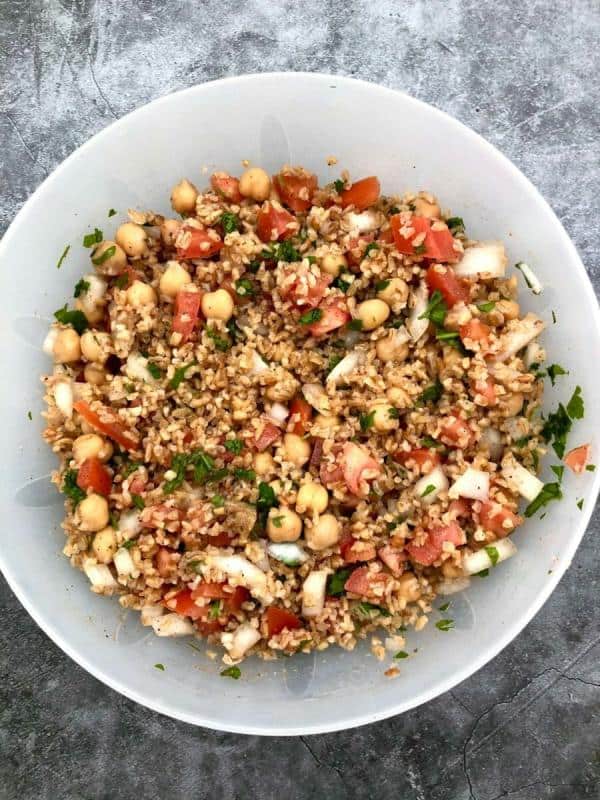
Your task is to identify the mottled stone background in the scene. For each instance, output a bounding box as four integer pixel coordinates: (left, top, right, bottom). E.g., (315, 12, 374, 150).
(1, 1, 599, 798)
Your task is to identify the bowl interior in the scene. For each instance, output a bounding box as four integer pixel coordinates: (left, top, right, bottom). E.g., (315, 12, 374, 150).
(1, 73, 598, 734)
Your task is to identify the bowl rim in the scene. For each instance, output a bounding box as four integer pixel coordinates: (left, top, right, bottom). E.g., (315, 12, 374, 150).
(1, 71, 599, 736)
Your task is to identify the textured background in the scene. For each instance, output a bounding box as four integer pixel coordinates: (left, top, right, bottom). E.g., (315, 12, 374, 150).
(1, 1, 599, 798)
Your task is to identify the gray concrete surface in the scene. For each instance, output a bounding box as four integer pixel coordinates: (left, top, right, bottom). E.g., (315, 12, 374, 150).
(1, 1, 599, 798)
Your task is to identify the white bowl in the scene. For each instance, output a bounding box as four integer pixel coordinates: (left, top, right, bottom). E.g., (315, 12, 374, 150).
(1, 73, 598, 735)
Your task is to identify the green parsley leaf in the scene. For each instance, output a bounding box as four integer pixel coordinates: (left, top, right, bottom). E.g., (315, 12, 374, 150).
(375, 279, 390, 292)
(439, 602, 450, 612)
(220, 666, 241, 679)
(388, 205, 400, 215)
(163, 449, 218, 493)
(169, 362, 195, 390)
(299, 308, 323, 325)
(566, 386, 584, 420)
(524, 481, 562, 517)
(347, 318, 363, 331)
(484, 545, 499, 567)
(234, 467, 256, 481)
(206, 327, 231, 351)
(326, 568, 352, 597)
(541, 403, 572, 458)
(420, 483, 436, 498)
(257, 481, 277, 512)
(436, 329, 460, 342)
(586, 464, 596, 472)
(552, 310, 557, 324)
(359, 410, 376, 432)
(413, 243, 427, 256)
(73, 278, 90, 298)
(62, 469, 85, 506)
(226, 317, 244, 344)
(477, 569, 490, 578)
(513, 436, 530, 448)
(208, 600, 222, 619)
(224, 439, 244, 455)
(546, 364, 568, 386)
(92, 245, 116, 266)
(83, 228, 103, 247)
(333, 179, 345, 193)
(131, 494, 145, 510)
(247, 259, 261, 274)
(477, 301, 495, 313)
(121, 539, 135, 550)
(108, 512, 119, 529)
(115, 273, 128, 289)
(421, 436, 444, 450)
(419, 290, 447, 327)
(235, 278, 256, 297)
(354, 601, 391, 618)
(577, 498, 584, 510)
(446, 216, 464, 232)
(551, 465, 565, 482)
(220, 211, 240, 233)
(271, 514, 284, 528)
(262, 240, 301, 263)
(146, 362, 162, 379)
(108, 208, 117, 217)
(417, 378, 443, 406)
(363, 242, 379, 259)
(333, 273, 353, 293)
(394, 651, 409, 659)
(122, 461, 142, 478)
(56, 244, 70, 269)
(388, 407, 400, 419)
(53, 305, 89, 335)
(211, 494, 225, 508)
(27, 410, 33, 421)
(154, 663, 165, 671)
(435, 619, 455, 632)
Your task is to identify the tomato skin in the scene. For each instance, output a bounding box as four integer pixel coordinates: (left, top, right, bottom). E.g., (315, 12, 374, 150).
(76, 457, 112, 496)
(564, 444, 591, 474)
(341, 442, 381, 496)
(266, 606, 302, 636)
(256, 202, 298, 243)
(406, 522, 465, 566)
(340, 177, 381, 210)
(426, 264, 469, 307)
(459, 318, 491, 348)
(164, 589, 205, 620)
(273, 173, 318, 212)
(378, 228, 395, 244)
(391, 216, 458, 263)
(346, 234, 374, 266)
(253, 420, 282, 451)
(440, 412, 475, 448)
(210, 172, 242, 203)
(73, 400, 139, 452)
(173, 289, 202, 342)
(393, 448, 441, 474)
(191, 582, 250, 612)
(307, 297, 350, 337)
(478, 502, 522, 537)
(176, 225, 223, 259)
(377, 545, 406, 576)
(289, 396, 313, 435)
(344, 566, 391, 597)
(340, 534, 377, 563)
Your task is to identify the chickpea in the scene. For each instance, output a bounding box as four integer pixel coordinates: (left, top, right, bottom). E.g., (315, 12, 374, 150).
(161, 219, 181, 247)
(254, 452, 275, 476)
(312, 413, 340, 432)
(320, 251, 348, 277)
(500, 392, 524, 417)
(414, 197, 440, 219)
(116, 223, 148, 259)
(376, 277, 408, 308)
(92, 526, 117, 564)
(495, 299, 520, 321)
(159, 261, 190, 298)
(91, 240, 127, 276)
(80, 330, 111, 364)
(296, 483, 329, 515)
(53, 328, 81, 363)
(267, 507, 302, 542)
(75, 298, 104, 325)
(397, 572, 421, 602)
(84, 363, 106, 386)
(72, 433, 113, 464)
(305, 513, 341, 551)
(238, 167, 271, 202)
(386, 386, 411, 409)
(282, 433, 311, 467)
(77, 493, 110, 532)
(356, 298, 390, 331)
(201, 289, 234, 322)
(126, 280, 157, 308)
(376, 333, 409, 363)
(170, 178, 199, 215)
(368, 401, 399, 433)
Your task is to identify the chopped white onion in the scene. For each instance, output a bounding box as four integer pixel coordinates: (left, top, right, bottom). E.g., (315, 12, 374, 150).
(267, 542, 309, 566)
(407, 281, 429, 342)
(250, 351, 270, 375)
(449, 467, 490, 501)
(207, 554, 272, 604)
(266, 402, 289, 425)
(414, 466, 448, 504)
(515, 262, 542, 294)
(495, 313, 545, 362)
(221, 623, 261, 660)
(462, 539, 517, 576)
(80, 273, 107, 309)
(524, 341, 545, 369)
(346, 209, 380, 233)
(326, 350, 361, 384)
(301, 570, 328, 618)
(140, 605, 164, 626)
(54, 379, 73, 418)
(151, 613, 194, 637)
(302, 382, 331, 413)
(502, 459, 544, 502)
(384, 634, 406, 652)
(436, 576, 472, 595)
(118, 510, 141, 538)
(454, 241, 507, 278)
(114, 547, 139, 578)
(480, 427, 504, 462)
(42, 328, 58, 356)
(83, 560, 117, 589)
(125, 352, 156, 383)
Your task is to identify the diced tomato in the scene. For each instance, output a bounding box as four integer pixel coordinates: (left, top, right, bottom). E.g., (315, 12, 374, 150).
(471, 378, 497, 407)
(172, 289, 202, 343)
(273, 172, 318, 213)
(191, 581, 250, 613)
(279, 266, 332, 309)
(128, 472, 147, 494)
(346, 234, 374, 267)
(155, 547, 178, 577)
(344, 566, 391, 598)
(406, 522, 466, 566)
(564, 444, 591, 474)
(440, 412, 475, 448)
(393, 448, 441, 474)
(391, 216, 458, 263)
(289, 396, 313, 435)
(309, 437, 324, 473)
(256, 202, 298, 243)
(307, 297, 351, 338)
(253, 420, 281, 451)
(378, 228, 395, 244)
(265, 606, 302, 636)
(320, 460, 344, 486)
(425, 264, 470, 307)
(73, 400, 139, 452)
(76, 457, 112, 496)
(341, 441, 381, 496)
(460, 319, 491, 348)
(448, 498, 471, 521)
(377, 545, 407, 576)
(164, 589, 204, 620)
(478, 501, 522, 538)
(176, 225, 223, 259)
(197, 618, 224, 636)
(340, 534, 377, 563)
(206, 531, 234, 547)
(340, 176, 381, 211)
(210, 172, 242, 203)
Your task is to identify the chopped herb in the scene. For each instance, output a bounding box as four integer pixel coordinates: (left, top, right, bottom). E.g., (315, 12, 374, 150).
(62, 470, 85, 506)
(413, 243, 427, 256)
(187, 559, 202, 573)
(220, 211, 240, 233)
(546, 364, 568, 386)
(388, 407, 400, 419)
(27, 410, 33, 421)
(306, 255, 317, 264)
(83, 228, 103, 247)
(420, 483, 436, 498)
(226, 317, 244, 344)
(524, 481, 562, 517)
(435, 619, 455, 632)
(333, 179, 345, 193)
(235, 278, 256, 297)
(551, 465, 565, 482)
(419, 290, 447, 327)
(163, 449, 221, 493)
(566, 386, 584, 420)
(477, 569, 490, 577)
(211, 494, 225, 508)
(121, 539, 135, 550)
(417, 378, 443, 406)
(299, 308, 323, 325)
(154, 663, 165, 671)
(347, 318, 363, 331)
(514, 436, 530, 448)
(146, 362, 162, 379)
(56, 244, 70, 269)
(208, 599, 222, 619)
(439, 602, 450, 612)
(421, 436, 445, 451)
(73, 278, 90, 298)
(586, 464, 596, 472)
(326, 568, 352, 597)
(234, 467, 256, 481)
(327, 354, 343, 373)
(541, 403, 572, 458)
(122, 461, 142, 478)
(224, 439, 244, 455)
(169, 362, 195, 390)
(247, 259, 261, 274)
(577, 498, 584, 510)
(220, 666, 241, 680)
(109, 511, 119, 529)
(484, 545, 499, 567)
(477, 301, 495, 313)
(528, 362, 541, 375)
(436, 329, 460, 341)
(446, 216, 464, 232)
(394, 651, 409, 659)
(354, 601, 391, 618)
(92, 245, 116, 266)
(115, 273, 128, 289)
(262, 240, 301, 263)
(363, 242, 379, 258)
(108, 208, 117, 217)
(206, 327, 231, 351)
(359, 410, 376, 432)
(333, 273, 353, 293)
(271, 514, 284, 528)
(257, 481, 277, 512)
(53, 305, 89, 334)
(532, 450, 540, 471)
(131, 494, 145, 510)
(552, 310, 557, 324)
(375, 279, 390, 292)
